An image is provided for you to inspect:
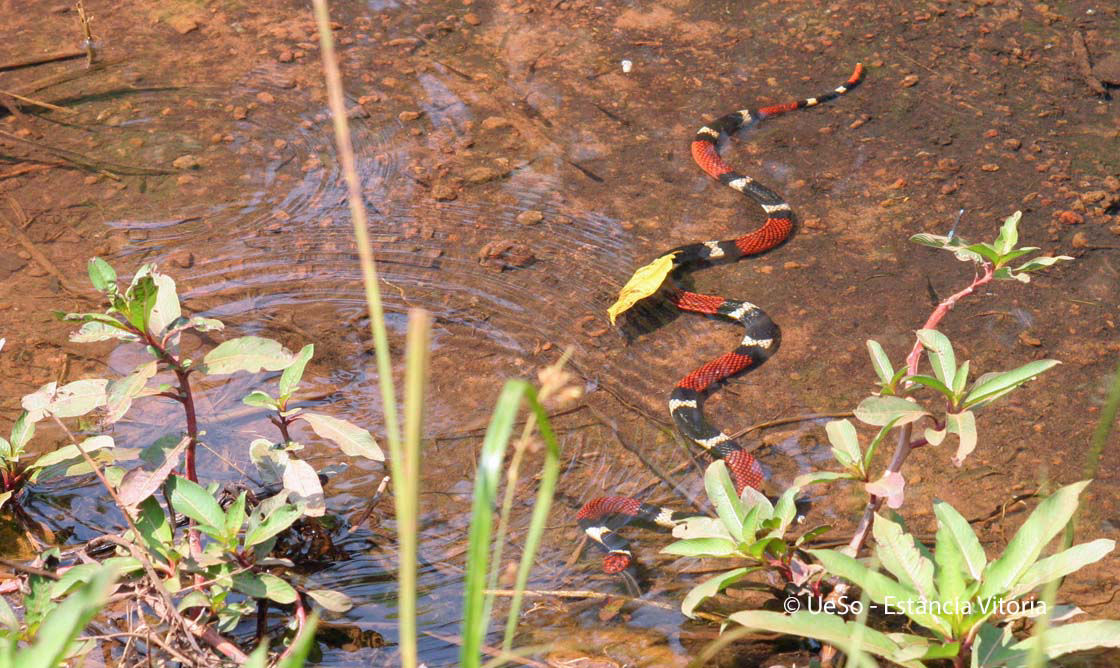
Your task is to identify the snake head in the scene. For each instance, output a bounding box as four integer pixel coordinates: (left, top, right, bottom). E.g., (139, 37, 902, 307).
(603, 551, 632, 574)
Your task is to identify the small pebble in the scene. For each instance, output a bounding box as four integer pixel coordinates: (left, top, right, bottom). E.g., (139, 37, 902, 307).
(980, 163, 1000, 172)
(172, 154, 201, 170)
(1058, 211, 1084, 225)
(170, 251, 195, 269)
(463, 12, 481, 25)
(256, 91, 275, 104)
(481, 116, 513, 130)
(900, 74, 920, 87)
(1018, 331, 1042, 347)
(398, 110, 422, 122)
(516, 210, 543, 225)
(1071, 232, 1089, 248)
(233, 106, 248, 120)
(432, 183, 458, 201)
(465, 166, 502, 184)
(278, 49, 294, 63)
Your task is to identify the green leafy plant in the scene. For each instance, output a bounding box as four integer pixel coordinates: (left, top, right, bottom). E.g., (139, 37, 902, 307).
(663, 460, 831, 618)
(661, 212, 1115, 665)
(0, 258, 387, 663)
(910, 211, 1071, 284)
(0, 566, 116, 668)
(734, 482, 1120, 667)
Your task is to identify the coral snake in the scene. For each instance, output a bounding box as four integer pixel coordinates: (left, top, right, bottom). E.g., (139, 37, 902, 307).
(577, 63, 865, 578)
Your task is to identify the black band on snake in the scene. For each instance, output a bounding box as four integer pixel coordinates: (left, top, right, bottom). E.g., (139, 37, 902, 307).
(577, 64, 865, 577)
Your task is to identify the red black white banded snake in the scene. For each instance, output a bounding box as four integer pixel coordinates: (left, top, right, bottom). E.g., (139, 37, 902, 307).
(577, 63, 866, 578)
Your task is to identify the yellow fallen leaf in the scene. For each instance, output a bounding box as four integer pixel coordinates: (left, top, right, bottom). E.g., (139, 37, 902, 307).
(606, 252, 679, 325)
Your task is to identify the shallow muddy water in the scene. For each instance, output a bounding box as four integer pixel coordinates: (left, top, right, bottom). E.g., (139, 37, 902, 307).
(1, 0, 1119, 665)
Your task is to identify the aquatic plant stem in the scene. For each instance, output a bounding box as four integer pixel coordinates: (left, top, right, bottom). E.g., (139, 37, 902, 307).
(136, 327, 204, 556)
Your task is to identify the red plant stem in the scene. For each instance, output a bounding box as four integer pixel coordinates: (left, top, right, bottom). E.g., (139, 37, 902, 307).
(904, 264, 995, 375)
(180, 614, 250, 663)
(175, 367, 200, 483)
(821, 264, 998, 668)
(137, 328, 203, 556)
(278, 599, 308, 663)
(844, 263, 995, 557)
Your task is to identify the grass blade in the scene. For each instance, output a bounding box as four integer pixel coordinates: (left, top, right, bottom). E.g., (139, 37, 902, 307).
(312, 0, 410, 663)
(399, 309, 431, 666)
(460, 380, 561, 667)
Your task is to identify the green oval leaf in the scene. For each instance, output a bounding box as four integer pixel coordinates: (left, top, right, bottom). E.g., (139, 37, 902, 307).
(854, 396, 929, 426)
(306, 588, 353, 613)
(933, 501, 986, 580)
(681, 567, 755, 619)
(88, 257, 117, 292)
(244, 504, 302, 547)
(166, 475, 226, 531)
(866, 340, 894, 385)
(825, 419, 861, 471)
(279, 344, 314, 399)
(241, 391, 279, 409)
(704, 460, 745, 542)
(201, 336, 294, 376)
(297, 411, 383, 461)
(916, 329, 956, 385)
(978, 480, 1091, 600)
(661, 537, 738, 558)
(963, 359, 1059, 409)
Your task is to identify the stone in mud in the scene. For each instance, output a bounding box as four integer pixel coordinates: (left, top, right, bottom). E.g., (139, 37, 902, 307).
(1091, 53, 1120, 86)
(463, 12, 481, 25)
(170, 251, 195, 269)
(478, 239, 534, 271)
(515, 210, 543, 225)
(1057, 211, 1083, 225)
(233, 106, 248, 120)
(464, 166, 503, 184)
(0, 253, 27, 279)
(398, 110, 422, 122)
(172, 154, 201, 170)
(480, 116, 513, 131)
(166, 15, 200, 35)
(432, 183, 458, 201)
(900, 73, 920, 87)
(256, 92, 276, 105)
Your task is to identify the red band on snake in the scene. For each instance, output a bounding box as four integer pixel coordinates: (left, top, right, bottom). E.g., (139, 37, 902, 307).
(576, 64, 865, 577)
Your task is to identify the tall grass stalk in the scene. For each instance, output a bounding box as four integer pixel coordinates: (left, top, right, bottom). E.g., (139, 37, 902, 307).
(398, 309, 431, 666)
(461, 380, 561, 667)
(312, 1, 414, 664)
(1027, 359, 1120, 668)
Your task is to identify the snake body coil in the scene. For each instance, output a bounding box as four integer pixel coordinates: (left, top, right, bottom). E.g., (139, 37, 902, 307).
(577, 64, 865, 576)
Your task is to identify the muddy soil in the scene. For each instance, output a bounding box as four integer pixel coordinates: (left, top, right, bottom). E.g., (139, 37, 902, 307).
(1, 0, 1118, 665)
